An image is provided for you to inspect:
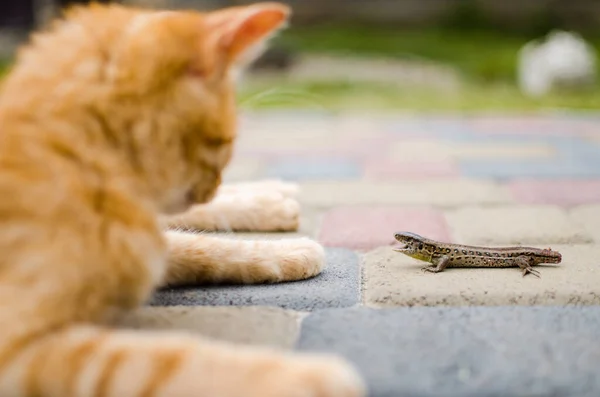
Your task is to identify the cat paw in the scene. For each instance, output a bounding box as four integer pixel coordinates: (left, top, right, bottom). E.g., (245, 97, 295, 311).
(218, 179, 299, 198)
(221, 191, 300, 232)
(261, 354, 366, 397)
(273, 237, 325, 281)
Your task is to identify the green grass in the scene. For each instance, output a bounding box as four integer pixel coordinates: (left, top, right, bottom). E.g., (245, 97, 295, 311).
(236, 24, 600, 112)
(238, 80, 600, 113)
(275, 24, 600, 83)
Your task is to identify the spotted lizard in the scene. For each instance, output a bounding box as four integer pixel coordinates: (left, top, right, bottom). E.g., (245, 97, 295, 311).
(393, 231, 562, 278)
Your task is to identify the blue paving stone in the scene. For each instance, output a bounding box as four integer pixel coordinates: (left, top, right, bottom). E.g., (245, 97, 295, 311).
(264, 158, 361, 181)
(459, 159, 600, 179)
(554, 139, 600, 163)
(296, 306, 600, 397)
(149, 248, 360, 311)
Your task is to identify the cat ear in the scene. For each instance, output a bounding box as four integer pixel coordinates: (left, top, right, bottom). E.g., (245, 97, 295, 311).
(204, 2, 290, 70)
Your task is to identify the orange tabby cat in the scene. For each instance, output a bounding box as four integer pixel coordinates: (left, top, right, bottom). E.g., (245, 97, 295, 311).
(0, 2, 365, 396)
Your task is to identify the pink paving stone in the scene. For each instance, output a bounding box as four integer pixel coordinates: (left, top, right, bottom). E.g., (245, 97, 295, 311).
(509, 179, 600, 205)
(363, 161, 460, 180)
(318, 207, 451, 251)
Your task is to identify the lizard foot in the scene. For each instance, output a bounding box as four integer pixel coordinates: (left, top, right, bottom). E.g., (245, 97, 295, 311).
(421, 266, 441, 274)
(522, 267, 541, 278)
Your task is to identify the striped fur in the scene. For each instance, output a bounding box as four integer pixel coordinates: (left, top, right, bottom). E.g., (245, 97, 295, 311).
(0, 3, 365, 396)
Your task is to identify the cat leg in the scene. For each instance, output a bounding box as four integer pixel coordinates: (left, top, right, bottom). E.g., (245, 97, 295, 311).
(160, 187, 300, 232)
(0, 324, 365, 397)
(161, 230, 325, 286)
(0, 220, 358, 397)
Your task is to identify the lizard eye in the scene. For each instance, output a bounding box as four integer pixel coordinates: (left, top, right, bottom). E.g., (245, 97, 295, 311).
(418, 243, 424, 250)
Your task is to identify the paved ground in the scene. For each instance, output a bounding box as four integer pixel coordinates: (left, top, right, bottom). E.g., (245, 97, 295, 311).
(139, 111, 600, 396)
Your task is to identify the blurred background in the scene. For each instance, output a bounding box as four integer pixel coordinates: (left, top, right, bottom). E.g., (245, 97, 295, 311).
(1, 0, 599, 112)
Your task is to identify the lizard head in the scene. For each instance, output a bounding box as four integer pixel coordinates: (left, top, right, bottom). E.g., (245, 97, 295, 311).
(393, 232, 435, 260)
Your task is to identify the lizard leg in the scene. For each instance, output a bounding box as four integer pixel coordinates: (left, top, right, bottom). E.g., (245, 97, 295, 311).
(514, 256, 541, 278)
(422, 256, 450, 273)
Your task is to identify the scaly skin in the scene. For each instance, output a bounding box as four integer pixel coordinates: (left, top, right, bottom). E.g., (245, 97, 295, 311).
(393, 232, 562, 278)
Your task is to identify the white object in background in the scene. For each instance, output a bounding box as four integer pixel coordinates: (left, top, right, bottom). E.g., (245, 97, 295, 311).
(517, 30, 597, 97)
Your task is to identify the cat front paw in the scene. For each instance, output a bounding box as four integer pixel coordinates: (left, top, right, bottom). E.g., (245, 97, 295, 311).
(222, 191, 300, 232)
(273, 237, 326, 281)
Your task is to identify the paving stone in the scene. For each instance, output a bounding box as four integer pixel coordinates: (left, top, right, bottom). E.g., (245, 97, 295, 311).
(570, 205, 600, 243)
(363, 160, 460, 180)
(296, 306, 600, 397)
(459, 159, 600, 179)
(264, 158, 361, 181)
(363, 244, 600, 307)
(388, 140, 453, 161)
(222, 157, 264, 182)
(389, 140, 555, 162)
(446, 205, 592, 245)
(298, 180, 514, 208)
(120, 306, 301, 349)
(318, 207, 450, 251)
(149, 248, 359, 311)
(510, 179, 600, 206)
(467, 115, 592, 135)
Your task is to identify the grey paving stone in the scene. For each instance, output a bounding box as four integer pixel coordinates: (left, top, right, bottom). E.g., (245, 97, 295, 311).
(296, 306, 600, 397)
(149, 248, 359, 311)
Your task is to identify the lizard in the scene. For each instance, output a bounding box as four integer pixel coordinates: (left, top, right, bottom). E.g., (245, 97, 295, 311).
(393, 231, 562, 278)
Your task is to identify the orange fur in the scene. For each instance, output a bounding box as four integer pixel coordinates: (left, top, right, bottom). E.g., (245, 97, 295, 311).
(0, 3, 365, 396)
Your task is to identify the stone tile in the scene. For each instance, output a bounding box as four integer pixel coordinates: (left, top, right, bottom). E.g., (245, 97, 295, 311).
(149, 248, 359, 311)
(459, 159, 600, 179)
(296, 306, 600, 397)
(363, 161, 459, 180)
(467, 115, 592, 135)
(318, 207, 450, 251)
(446, 205, 592, 245)
(446, 142, 555, 160)
(510, 179, 600, 206)
(222, 157, 264, 182)
(388, 139, 555, 163)
(298, 180, 514, 208)
(363, 244, 600, 307)
(388, 140, 452, 161)
(570, 205, 600, 243)
(264, 158, 361, 181)
(120, 306, 301, 349)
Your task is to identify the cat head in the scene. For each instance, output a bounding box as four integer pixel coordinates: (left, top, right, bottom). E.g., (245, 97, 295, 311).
(7, 3, 290, 214)
(108, 3, 289, 213)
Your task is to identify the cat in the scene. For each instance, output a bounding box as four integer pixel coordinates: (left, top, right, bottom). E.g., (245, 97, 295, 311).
(0, 2, 366, 396)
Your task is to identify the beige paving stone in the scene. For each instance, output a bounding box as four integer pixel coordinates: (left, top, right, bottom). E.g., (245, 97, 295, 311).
(222, 157, 264, 182)
(388, 140, 452, 161)
(119, 306, 302, 349)
(236, 122, 340, 150)
(388, 140, 555, 162)
(298, 180, 514, 208)
(570, 205, 600, 243)
(446, 205, 592, 245)
(363, 244, 600, 308)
